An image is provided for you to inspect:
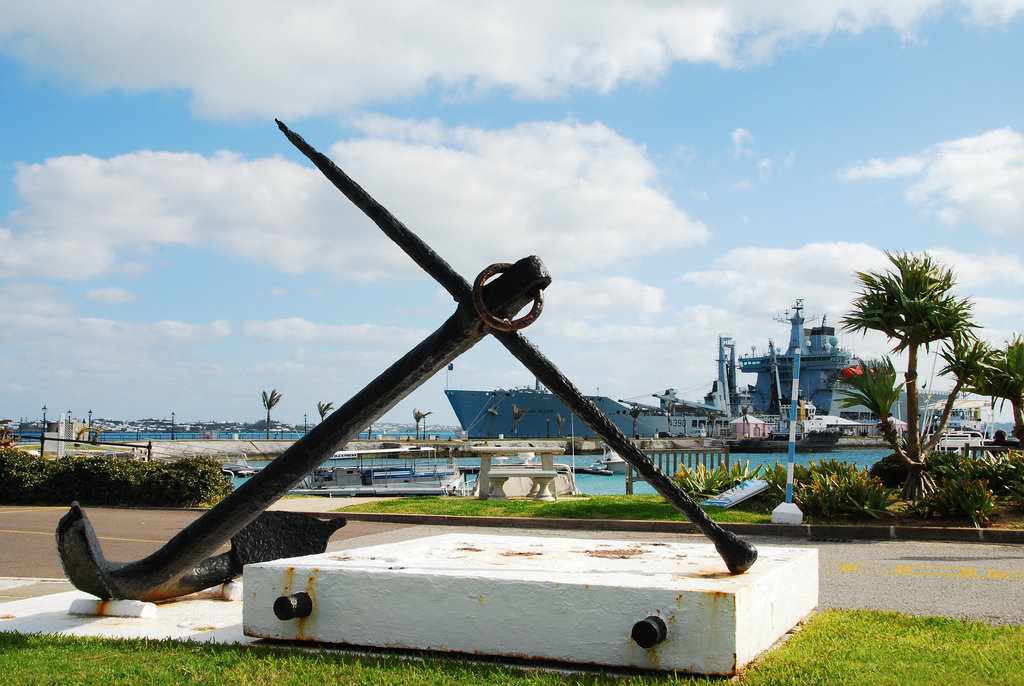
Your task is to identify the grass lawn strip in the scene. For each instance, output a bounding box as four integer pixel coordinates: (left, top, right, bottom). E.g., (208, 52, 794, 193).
(2, 610, 1022, 685)
(330, 494, 771, 524)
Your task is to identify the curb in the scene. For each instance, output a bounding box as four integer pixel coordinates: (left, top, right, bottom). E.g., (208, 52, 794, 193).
(328, 511, 1024, 544)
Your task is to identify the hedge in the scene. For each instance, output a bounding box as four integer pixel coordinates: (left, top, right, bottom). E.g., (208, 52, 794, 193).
(0, 448, 232, 508)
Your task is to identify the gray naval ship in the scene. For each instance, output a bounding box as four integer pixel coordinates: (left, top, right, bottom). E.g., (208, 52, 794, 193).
(445, 300, 857, 440)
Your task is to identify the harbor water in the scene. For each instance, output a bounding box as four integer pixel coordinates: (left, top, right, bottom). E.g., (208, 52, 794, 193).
(565, 448, 890, 495)
(233, 448, 891, 496)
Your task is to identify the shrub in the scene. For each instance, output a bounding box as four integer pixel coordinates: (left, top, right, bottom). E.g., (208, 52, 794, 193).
(762, 461, 810, 504)
(0, 450, 231, 507)
(1008, 477, 1024, 509)
(927, 450, 1024, 496)
(672, 460, 762, 501)
(868, 452, 906, 489)
(0, 448, 50, 504)
(147, 458, 233, 507)
(798, 460, 896, 520)
(913, 472, 998, 528)
(763, 459, 895, 520)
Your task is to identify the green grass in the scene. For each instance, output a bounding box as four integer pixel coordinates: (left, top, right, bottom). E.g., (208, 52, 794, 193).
(331, 494, 772, 523)
(2, 610, 1022, 685)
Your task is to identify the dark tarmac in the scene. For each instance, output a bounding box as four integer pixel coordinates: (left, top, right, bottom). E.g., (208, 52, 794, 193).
(0, 504, 409, 600)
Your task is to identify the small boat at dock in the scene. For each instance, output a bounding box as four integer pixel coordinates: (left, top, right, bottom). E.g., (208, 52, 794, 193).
(290, 446, 470, 497)
(590, 447, 627, 473)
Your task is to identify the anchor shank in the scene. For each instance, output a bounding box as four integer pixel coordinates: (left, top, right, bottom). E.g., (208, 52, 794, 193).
(277, 119, 471, 303)
(493, 330, 758, 574)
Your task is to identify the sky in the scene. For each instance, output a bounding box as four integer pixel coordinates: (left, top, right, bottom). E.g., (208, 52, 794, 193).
(2, 1, 1024, 429)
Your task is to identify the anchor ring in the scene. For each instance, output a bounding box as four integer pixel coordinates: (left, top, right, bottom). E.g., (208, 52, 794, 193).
(472, 263, 544, 332)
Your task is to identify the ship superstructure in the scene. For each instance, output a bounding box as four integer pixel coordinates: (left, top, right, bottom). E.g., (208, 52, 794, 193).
(444, 299, 859, 439)
(738, 300, 854, 416)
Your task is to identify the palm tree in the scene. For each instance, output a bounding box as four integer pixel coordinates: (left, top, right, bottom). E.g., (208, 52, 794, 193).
(840, 251, 977, 499)
(262, 389, 282, 439)
(628, 405, 643, 438)
(836, 358, 905, 448)
(555, 413, 565, 439)
(706, 411, 721, 438)
(317, 401, 334, 422)
(969, 335, 1024, 443)
(511, 404, 529, 438)
(740, 404, 752, 438)
(413, 408, 432, 440)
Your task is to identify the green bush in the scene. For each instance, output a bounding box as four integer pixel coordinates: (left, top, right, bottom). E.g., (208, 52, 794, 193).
(868, 452, 906, 488)
(800, 460, 896, 519)
(672, 460, 762, 501)
(0, 448, 50, 503)
(913, 473, 998, 528)
(763, 459, 895, 520)
(0, 449, 231, 507)
(762, 461, 810, 504)
(1008, 477, 1024, 509)
(927, 450, 1024, 496)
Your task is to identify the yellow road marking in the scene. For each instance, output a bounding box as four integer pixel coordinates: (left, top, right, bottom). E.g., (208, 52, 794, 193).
(825, 561, 1024, 580)
(0, 529, 165, 544)
(0, 508, 66, 514)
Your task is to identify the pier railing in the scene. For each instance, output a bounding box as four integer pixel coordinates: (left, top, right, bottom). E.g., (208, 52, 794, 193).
(625, 448, 730, 495)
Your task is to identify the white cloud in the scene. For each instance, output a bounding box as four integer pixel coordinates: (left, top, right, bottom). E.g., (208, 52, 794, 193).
(731, 128, 755, 157)
(151, 319, 233, 343)
(680, 241, 890, 316)
(0, 283, 74, 316)
(86, 287, 136, 304)
(842, 127, 1024, 236)
(1, 118, 704, 282)
(1, 2, 1021, 118)
(543, 276, 666, 321)
(243, 318, 428, 346)
(840, 155, 927, 180)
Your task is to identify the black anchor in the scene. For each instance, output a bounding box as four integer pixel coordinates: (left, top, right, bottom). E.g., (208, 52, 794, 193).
(56, 122, 756, 602)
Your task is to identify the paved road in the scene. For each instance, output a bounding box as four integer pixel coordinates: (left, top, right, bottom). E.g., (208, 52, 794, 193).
(0, 505, 411, 601)
(3, 505, 1023, 624)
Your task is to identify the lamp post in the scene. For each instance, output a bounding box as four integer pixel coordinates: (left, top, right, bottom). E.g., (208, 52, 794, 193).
(303, 414, 308, 435)
(171, 412, 176, 441)
(40, 405, 47, 456)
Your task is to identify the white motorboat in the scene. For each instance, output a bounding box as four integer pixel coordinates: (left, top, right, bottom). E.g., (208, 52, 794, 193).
(591, 447, 627, 474)
(291, 446, 470, 496)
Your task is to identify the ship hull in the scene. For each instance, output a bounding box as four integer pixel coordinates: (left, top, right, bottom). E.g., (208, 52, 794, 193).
(444, 388, 678, 439)
(726, 431, 840, 453)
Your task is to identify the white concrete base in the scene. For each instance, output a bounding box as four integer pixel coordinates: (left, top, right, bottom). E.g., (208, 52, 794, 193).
(69, 597, 157, 618)
(772, 502, 805, 525)
(0, 591, 255, 644)
(242, 534, 818, 675)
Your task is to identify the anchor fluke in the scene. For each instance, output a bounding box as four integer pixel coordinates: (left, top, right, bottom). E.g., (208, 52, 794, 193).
(57, 502, 348, 601)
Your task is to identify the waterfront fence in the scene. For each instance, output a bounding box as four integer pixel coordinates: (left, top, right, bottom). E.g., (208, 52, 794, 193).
(625, 448, 731, 495)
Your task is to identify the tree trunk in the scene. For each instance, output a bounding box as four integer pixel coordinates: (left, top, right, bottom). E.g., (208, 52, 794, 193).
(900, 462, 936, 501)
(904, 346, 921, 460)
(1012, 400, 1024, 445)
